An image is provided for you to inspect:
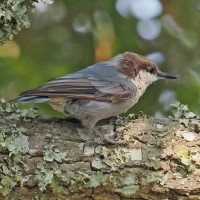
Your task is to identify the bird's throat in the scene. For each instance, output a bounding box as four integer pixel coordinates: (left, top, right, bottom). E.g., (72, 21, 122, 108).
(131, 70, 157, 98)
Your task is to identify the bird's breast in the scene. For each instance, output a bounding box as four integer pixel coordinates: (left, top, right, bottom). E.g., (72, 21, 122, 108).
(131, 76, 148, 98)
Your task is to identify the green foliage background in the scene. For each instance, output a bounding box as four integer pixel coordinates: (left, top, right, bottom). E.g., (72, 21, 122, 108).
(0, 0, 200, 117)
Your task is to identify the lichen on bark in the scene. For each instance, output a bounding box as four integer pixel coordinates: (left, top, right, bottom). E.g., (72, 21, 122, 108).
(0, 98, 200, 200)
(0, 0, 53, 45)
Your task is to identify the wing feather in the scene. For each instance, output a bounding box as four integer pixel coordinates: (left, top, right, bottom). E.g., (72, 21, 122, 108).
(18, 63, 135, 103)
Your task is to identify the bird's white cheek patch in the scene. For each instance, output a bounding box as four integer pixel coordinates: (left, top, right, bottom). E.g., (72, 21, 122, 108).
(131, 70, 158, 99)
(134, 70, 158, 86)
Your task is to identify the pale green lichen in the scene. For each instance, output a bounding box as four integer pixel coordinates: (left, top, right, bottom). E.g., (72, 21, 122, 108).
(0, 0, 57, 45)
(35, 163, 54, 191)
(174, 147, 190, 158)
(102, 146, 109, 158)
(0, 98, 39, 120)
(35, 161, 68, 194)
(0, 99, 67, 195)
(180, 157, 191, 166)
(176, 130, 195, 142)
(174, 147, 193, 166)
(114, 147, 142, 164)
(171, 101, 196, 120)
(116, 185, 139, 195)
(145, 155, 163, 170)
(91, 157, 104, 169)
(7, 133, 29, 155)
(127, 148, 142, 161)
(0, 153, 23, 196)
(115, 175, 139, 195)
(50, 176, 67, 194)
(0, 99, 199, 198)
(0, 174, 17, 196)
(76, 171, 110, 189)
(41, 0, 53, 4)
(35, 193, 48, 200)
(0, 98, 33, 196)
(141, 172, 168, 186)
(171, 102, 200, 131)
(43, 144, 67, 162)
(0, 0, 31, 45)
(83, 145, 95, 156)
(0, 123, 29, 156)
(0, 0, 54, 45)
(91, 146, 143, 172)
(77, 128, 94, 141)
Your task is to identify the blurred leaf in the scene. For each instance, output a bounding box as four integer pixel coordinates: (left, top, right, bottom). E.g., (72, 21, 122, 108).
(0, 41, 20, 58)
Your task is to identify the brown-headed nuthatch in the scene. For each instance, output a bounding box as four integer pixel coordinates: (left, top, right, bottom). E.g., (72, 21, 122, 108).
(12, 52, 177, 129)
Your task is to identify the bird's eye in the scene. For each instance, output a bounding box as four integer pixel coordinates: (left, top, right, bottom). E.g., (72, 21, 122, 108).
(149, 67, 155, 74)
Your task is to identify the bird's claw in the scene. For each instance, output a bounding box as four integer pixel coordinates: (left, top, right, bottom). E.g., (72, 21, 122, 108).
(84, 126, 128, 146)
(84, 137, 128, 146)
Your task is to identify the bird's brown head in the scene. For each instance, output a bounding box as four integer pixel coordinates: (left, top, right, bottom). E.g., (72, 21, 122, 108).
(111, 52, 177, 85)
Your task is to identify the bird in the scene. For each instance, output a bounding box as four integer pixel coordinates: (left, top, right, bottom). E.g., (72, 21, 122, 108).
(12, 52, 177, 130)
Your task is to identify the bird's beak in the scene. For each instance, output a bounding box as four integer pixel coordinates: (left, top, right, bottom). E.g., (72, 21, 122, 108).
(157, 71, 177, 79)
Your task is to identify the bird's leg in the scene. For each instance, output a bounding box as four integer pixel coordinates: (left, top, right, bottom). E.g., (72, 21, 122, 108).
(94, 126, 117, 145)
(87, 126, 128, 145)
(113, 126, 125, 141)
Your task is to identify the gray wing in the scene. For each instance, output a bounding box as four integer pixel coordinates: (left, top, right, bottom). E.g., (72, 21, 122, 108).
(18, 62, 137, 103)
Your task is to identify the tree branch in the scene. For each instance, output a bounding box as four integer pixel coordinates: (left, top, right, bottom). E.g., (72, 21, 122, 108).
(0, 98, 200, 200)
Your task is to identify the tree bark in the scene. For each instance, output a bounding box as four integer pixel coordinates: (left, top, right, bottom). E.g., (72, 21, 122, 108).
(0, 99, 200, 200)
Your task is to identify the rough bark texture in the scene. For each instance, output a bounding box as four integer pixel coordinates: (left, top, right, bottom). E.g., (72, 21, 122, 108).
(0, 99, 200, 200)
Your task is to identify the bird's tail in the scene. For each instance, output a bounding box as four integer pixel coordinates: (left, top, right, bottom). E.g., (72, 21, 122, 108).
(10, 96, 50, 103)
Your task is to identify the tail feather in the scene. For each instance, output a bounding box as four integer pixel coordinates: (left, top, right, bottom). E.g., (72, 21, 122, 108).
(10, 96, 50, 103)
(33, 97, 50, 103)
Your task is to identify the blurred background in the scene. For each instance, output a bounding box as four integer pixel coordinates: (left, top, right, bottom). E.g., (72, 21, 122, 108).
(0, 0, 200, 118)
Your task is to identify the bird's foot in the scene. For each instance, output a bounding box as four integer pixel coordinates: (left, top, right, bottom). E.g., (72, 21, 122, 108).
(85, 138, 128, 146)
(85, 126, 128, 146)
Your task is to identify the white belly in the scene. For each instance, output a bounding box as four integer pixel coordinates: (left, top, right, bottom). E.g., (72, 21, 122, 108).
(85, 95, 140, 120)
